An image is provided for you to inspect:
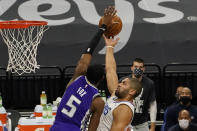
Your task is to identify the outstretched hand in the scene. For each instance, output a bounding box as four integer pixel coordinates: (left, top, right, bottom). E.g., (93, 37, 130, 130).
(103, 6, 117, 26)
(103, 35, 120, 48)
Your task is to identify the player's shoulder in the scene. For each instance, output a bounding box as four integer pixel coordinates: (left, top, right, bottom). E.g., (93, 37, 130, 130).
(114, 104, 133, 116)
(119, 101, 134, 111)
(113, 104, 133, 124)
(117, 104, 132, 110)
(73, 75, 85, 82)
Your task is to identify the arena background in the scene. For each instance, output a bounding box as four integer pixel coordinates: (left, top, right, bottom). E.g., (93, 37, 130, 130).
(0, 0, 197, 130)
(0, 0, 197, 67)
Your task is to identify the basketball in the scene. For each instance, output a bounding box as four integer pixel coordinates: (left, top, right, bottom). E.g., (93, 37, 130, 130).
(99, 15, 122, 38)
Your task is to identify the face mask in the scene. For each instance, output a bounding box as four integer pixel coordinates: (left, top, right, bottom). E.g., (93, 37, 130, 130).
(179, 119, 189, 129)
(180, 96, 191, 105)
(133, 68, 143, 78)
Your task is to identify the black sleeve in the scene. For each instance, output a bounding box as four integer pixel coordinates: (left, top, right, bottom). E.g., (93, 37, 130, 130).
(84, 24, 107, 55)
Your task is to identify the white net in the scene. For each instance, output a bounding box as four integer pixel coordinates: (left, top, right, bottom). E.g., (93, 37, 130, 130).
(0, 25, 48, 75)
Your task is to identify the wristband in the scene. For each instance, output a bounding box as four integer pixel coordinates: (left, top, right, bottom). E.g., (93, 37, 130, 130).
(106, 46, 114, 49)
(99, 24, 107, 31)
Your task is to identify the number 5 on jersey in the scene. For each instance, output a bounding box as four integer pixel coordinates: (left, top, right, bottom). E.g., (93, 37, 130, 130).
(61, 95, 81, 118)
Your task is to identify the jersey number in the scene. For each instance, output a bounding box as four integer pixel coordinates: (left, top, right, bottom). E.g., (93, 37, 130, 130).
(61, 95, 81, 118)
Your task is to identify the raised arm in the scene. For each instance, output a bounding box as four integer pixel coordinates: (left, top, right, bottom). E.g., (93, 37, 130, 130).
(66, 6, 117, 88)
(104, 35, 120, 96)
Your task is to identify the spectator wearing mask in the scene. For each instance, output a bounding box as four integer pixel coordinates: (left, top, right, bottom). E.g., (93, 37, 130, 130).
(174, 86, 184, 103)
(169, 109, 197, 131)
(161, 86, 184, 131)
(165, 87, 197, 131)
(120, 58, 157, 131)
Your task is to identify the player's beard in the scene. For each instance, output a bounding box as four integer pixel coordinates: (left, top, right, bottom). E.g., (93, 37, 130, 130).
(115, 87, 128, 99)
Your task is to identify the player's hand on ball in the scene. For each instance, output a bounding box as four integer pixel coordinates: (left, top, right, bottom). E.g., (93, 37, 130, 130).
(103, 6, 117, 26)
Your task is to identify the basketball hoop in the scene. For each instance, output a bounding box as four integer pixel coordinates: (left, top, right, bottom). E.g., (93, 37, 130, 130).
(0, 20, 48, 75)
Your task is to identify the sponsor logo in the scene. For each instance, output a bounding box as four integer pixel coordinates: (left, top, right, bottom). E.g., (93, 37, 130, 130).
(0, 0, 186, 53)
(187, 16, 197, 21)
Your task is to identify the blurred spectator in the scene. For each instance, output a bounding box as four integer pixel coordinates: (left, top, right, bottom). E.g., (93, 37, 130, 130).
(165, 87, 197, 131)
(169, 109, 197, 131)
(161, 86, 184, 131)
(175, 86, 184, 102)
(120, 58, 157, 131)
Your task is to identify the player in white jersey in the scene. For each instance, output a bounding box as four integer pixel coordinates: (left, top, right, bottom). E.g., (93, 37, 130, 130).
(97, 36, 142, 131)
(97, 95, 134, 131)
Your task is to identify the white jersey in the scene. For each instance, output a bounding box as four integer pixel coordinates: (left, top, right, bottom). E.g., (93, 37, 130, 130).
(97, 96, 134, 131)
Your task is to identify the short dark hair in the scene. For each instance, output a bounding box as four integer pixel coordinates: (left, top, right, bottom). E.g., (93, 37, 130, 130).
(129, 78, 142, 98)
(178, 109, 191, 118)
(86, 64, 104, 85)
(132, 58, 144, 66)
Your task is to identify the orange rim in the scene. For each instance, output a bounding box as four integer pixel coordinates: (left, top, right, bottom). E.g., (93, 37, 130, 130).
(0, 20, 48, 29)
